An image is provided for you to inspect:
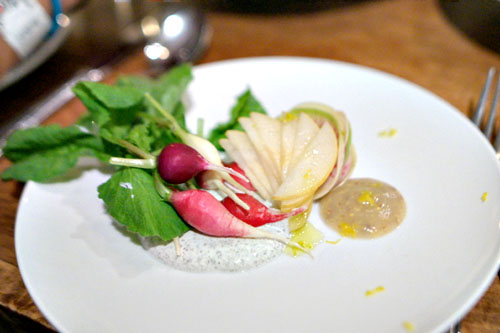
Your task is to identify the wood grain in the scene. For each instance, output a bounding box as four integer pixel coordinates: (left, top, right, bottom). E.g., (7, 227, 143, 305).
(1, 0, 499, 331)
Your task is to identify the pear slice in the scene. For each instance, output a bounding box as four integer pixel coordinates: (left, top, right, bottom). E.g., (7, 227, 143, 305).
(280, 194, 313, 213)
(219, 138, 272, 200)
(290, 102, 353, 161)
(273, 122, 338, 201)
(250, 112, 282, 182)
(288, 113, 320, 171)
(280, 116, 298, 179)
(313, 132, 345, 200)
(224, 130, 274, 199)
(238, 117, 280, 192)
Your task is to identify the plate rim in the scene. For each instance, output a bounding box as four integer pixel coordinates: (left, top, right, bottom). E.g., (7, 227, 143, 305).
(14, 56, 500, 333)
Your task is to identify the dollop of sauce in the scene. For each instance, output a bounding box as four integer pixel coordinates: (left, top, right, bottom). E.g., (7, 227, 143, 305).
(320, 178, 406, 238)
(140, 220, 287, 272)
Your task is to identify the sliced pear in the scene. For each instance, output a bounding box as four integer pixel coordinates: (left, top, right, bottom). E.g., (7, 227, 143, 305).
(224, 130, 274, 199)
(288, 113, 320, 171)
(273, 122, 338, 201)
(219, 138, 272, 200)
(280, 117, 298, 179)
(238, 117, 280, 192)
(313, 132, 345, 200)
(290, 102, 352, 160)
(280, 194, 313, 213)
(250, 112, 282, 182)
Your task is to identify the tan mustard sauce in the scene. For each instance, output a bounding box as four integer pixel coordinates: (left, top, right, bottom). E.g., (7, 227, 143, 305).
(319, 178, 406, 238)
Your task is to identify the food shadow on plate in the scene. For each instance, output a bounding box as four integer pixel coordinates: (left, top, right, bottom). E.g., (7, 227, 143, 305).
(68, 203, 156, 279)
(51, 159, 156, 278)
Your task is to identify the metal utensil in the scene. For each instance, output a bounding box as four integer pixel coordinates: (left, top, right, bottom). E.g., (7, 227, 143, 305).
(0, 4, 210, 157)
(448, 67, 500, 333)
(471, 67, 500, 157)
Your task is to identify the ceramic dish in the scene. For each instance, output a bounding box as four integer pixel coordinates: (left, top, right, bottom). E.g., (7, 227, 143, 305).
(15, 57, 500, 332)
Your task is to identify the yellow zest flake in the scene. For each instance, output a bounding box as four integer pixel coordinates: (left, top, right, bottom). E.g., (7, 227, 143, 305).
(402, 321, 415, 331)
(304, 169, 312, 180)
(280, 112, 298, 123)
(326, 239, 342, 245)
(365, 286, 385, 297)
(481, 192, 488, 202)
(378, 128, 398, 137)
(339, 222, 357, 238)
(358, 190, 375, 206)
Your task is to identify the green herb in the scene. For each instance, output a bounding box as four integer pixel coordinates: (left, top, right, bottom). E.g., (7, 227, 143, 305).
(207, 89, 267, 150)
(2, 125, 105, 182)
(98, 168, 189, 241)
(0, 63, 264, 243)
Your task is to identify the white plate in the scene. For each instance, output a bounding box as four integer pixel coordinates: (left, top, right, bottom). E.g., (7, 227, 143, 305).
(15, 57, 500, 333)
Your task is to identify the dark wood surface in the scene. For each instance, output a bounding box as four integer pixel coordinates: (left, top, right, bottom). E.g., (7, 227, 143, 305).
(1, 0, 499, 331)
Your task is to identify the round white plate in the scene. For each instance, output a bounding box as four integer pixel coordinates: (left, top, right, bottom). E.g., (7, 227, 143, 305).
(15, 57, 500, 333)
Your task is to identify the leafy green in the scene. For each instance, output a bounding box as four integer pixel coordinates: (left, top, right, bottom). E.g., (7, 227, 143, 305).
(98, 168, 189, 241)
(208, 89, 267, 149)
(1, 125, 106, 182)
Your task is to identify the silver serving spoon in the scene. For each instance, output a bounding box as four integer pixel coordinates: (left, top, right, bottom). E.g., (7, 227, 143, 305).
(0, 4, 211, 156)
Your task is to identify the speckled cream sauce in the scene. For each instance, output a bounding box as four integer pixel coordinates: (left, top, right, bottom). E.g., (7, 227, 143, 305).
(140, 220, 288, 272)
(320, 178, 406, 238)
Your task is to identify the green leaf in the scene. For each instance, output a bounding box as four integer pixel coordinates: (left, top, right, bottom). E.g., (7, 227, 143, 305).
(2, 146, 81, 182)
(155, 63, 193, 112)
(98, 168, 189, 241)
(72, 83, 111, 126)
(1, 125, 108, 182)
(208, 89, 267, 149)
(116, 75, 156, 94)
(3, 125, 93, 162)
(75, 81, 143, 110)
(126, 124, 154, 153)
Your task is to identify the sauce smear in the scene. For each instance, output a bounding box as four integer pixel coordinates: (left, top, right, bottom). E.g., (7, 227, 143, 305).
(320, 178, 406, 238)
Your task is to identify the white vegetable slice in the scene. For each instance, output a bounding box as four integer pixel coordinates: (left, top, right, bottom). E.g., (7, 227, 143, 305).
(273, 122, 338, 201)
(250, 112, 282, 182)
(224, 130, 274, 199)
(280, 117, 297, 179)
(238, 117, 280, 192)
(313, 132, 345, 199)
(288, 113, 320, 171)
(280, 194, 313, 213)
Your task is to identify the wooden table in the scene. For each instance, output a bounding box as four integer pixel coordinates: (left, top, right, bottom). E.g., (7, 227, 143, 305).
(1, 0, 499, 331)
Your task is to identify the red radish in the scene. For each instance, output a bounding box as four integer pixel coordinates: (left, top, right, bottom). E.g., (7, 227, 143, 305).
(157, 143, 248, 184)
(222, 193, 305, 227)
(167, 189, 309, 254)
(224, 162, 255, 191)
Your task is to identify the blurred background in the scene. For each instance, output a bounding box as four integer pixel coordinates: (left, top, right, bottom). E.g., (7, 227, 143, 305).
(1, 0, 499, 131)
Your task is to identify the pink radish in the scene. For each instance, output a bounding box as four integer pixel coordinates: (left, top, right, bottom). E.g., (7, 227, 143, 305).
(167, 188, 310, 254)
(157, 143, 248, 184)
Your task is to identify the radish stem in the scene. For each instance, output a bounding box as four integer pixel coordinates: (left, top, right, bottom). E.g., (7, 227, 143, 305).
(144, 93, 187, 140)
(174, 237, 182, 256)
(117, 139, 155, 159)
(109, 157, 155, 169)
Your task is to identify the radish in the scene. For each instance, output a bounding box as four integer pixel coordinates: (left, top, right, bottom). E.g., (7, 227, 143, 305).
(153, 172, 310, 255)
(157, 143, 248, 184)
(144, 93, 251, 204)
(170, 189, 309, 254)
(222, 193, 306, 227)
